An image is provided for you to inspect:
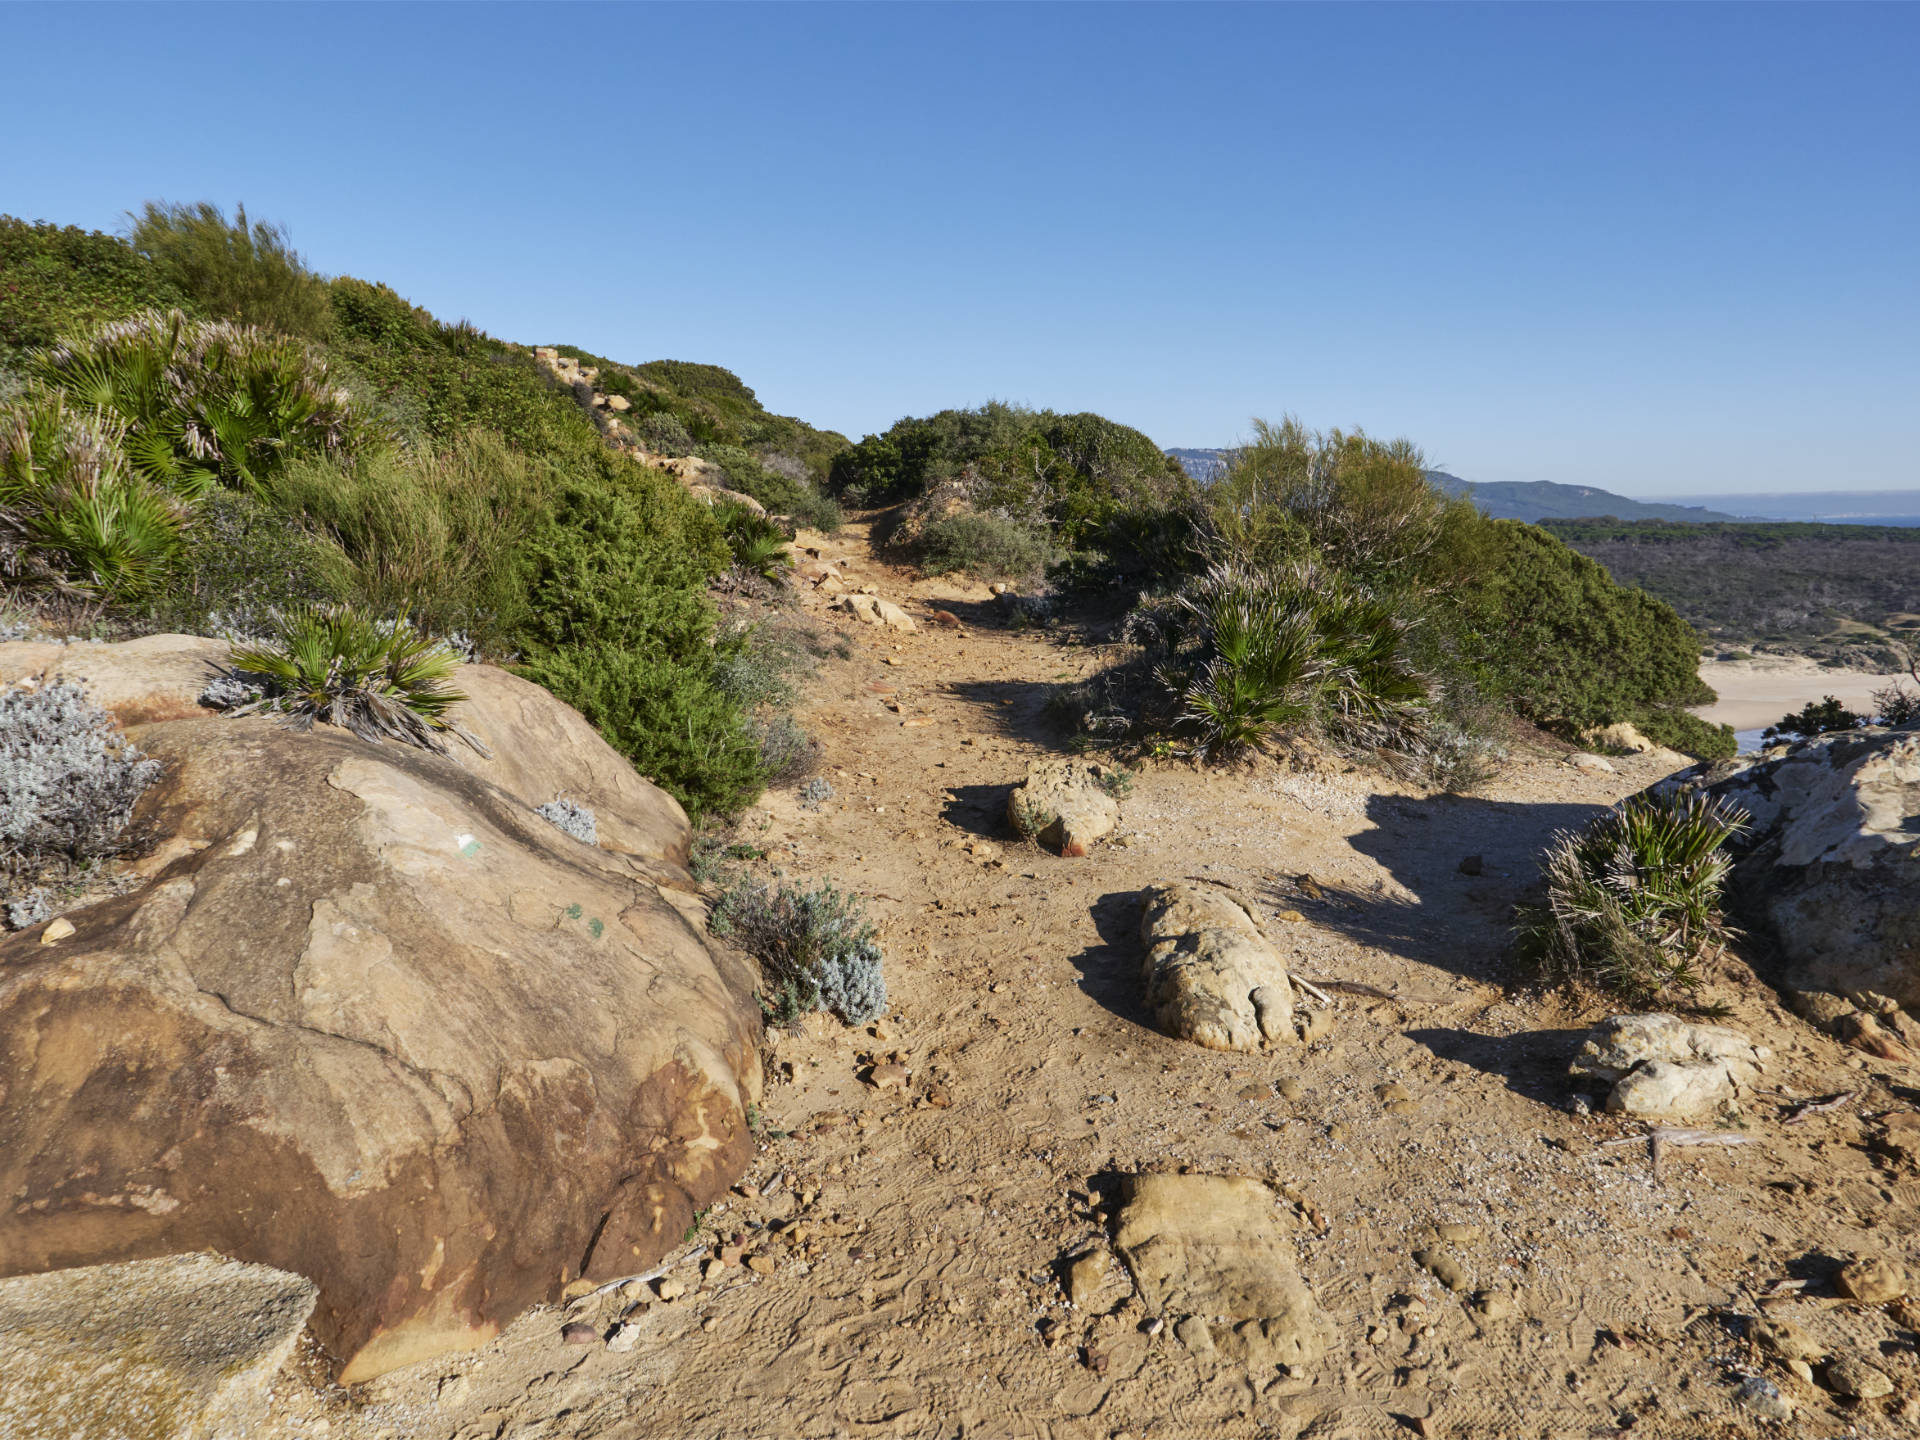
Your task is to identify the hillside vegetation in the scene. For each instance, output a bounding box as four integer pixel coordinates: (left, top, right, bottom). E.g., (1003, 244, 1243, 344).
(844, 411, 1732, 763)
(0, 210, 848, 819)
(1546, 519, 1920, 667)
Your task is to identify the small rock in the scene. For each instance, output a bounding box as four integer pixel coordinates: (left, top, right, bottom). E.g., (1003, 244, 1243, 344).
(1433, 1222, 1481, 1244)
(1377, 1082, 1411, 1104)
(560, 1321, 598, 1346)
(40, 917, 74, 944)
(1735, 1375, 1793, 1422)
(1572, 753, 1616, 773)
(1837, 1255, 1907, 1304)
(1750, 1317, 1822, 1362)
(1275, 908, 1306, 923)
(1066, 1249, 1110, 1305)
(1174, 1315, 1214, 1354)
(1825, 1354, 1893, 1399)
(747, 1254, 777, 1275)
(605, 1321, 641, 1353)
(1297, 1007, 1334, 1044)
(654, 1278, 686, 1301)
(560, 1278, 598, 1301)
(1787, 1358, 1815, 1386)
(868, 1062, 909, 1090)
(1236, 1083, 1268, 1101)
(1457, 855, 1483, 876)
(1412, 1248, 1468, 1292)
(1277, 1078, 1305, 1101)
(436, 1374, 470, 1407)
(1473, 1290, 1515, 1321)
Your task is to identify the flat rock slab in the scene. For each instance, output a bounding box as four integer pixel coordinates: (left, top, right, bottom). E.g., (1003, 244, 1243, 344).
(0, 1254, 317, 1440)
(1112, 1173, 1324, 1368)
(1139, 882, 1292, 1051)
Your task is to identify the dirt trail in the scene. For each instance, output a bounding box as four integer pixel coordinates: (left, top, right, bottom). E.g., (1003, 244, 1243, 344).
(331, 522, 1920, 1440)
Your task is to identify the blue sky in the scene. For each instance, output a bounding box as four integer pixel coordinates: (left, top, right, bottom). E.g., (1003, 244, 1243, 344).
(3, 3, 1914, 494)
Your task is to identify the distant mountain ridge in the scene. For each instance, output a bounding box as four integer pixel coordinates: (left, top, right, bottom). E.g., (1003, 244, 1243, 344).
(1423, 472, 1741, 524)
(1164, 448, 1741, 524)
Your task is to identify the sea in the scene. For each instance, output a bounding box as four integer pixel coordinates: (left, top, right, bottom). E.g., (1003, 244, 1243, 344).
(1660, 491, 1920, 526)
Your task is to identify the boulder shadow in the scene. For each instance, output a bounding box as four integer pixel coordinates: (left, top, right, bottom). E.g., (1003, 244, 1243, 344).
(1063, 889, 1155, 1031)
(1403, 1024, 1593, 1107)
(938, 782, 1012, 840)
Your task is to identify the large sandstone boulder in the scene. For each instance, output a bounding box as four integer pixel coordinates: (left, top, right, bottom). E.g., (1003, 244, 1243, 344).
(1112, 1173, 1325, 1369)
(1008, 757, 1118, 857)
(1670, 727, 1920, 1006)
(0, 640, 762, 1382)
(1138, 882, 1293, 1051)
(0, 1254, 317, 1440)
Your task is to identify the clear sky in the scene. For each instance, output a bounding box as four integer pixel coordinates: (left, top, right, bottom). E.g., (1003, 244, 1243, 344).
(3, 2, 1914, 494)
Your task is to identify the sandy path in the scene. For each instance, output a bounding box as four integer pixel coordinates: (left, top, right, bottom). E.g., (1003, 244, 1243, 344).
(327, 526, 1920, 1439)
(1693, 655, 1902, 730)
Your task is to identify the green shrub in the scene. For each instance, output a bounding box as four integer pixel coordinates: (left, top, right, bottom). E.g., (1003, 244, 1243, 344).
(634, 411, 695, 456)
(1763, 695, 1865, 742)
(831, 402, 1192, 581)
(146, 488, 350, 636)
(708, 874, 887, 1024)
(0, 388, 186, 597)
(127, 202, 334, 340)
(0, 217, 192, 366)
(1874, 681, 1920, 727)
(516, 643, 762, 821)
(266, 431, 549, 644)
(35, 309, 366, 495)
(1516, 789, 1747, 1002)
(1634, 707, 1736, 760)
(1451, 520, 1720, 753)
(223, 603, 485, 755)
(913, 511, 1053, 581)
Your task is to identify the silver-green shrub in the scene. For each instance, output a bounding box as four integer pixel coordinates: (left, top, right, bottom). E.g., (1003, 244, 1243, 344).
(0, 681, 161, 865)
(536, 797, 597, 845)
(708, 875, 886, 1024)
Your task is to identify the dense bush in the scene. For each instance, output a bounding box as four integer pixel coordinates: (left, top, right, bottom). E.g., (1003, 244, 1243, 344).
(0, 681, 161, 885)
(1763, 695, 1866, 742)
(146, 488, 350, 636)
(1874, 680, 1920, 727)
(127, 202, 334, 341)
(1517, 790, 1747, 1001)
(714, 501, 793, 582)
(0, 218, 192, 367)
(1451, 521, 1732, 759)
(913, 511, 1053, 582)
(708, 874, 887, 1024)
(833, 402, 1194, 582)
(633, 410, 695, 456)
(518, 643, 762, 820)
(223, 604, 486, 755)
(266, 431, 548, 646)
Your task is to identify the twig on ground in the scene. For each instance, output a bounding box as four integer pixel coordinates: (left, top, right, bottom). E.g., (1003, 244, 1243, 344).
(1291, 974, 1335, 1006)
(1782, 1091, 1858, 1125)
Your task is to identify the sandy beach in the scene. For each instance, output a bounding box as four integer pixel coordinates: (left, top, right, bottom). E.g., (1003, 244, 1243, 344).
(1692, 653, 1904, 730)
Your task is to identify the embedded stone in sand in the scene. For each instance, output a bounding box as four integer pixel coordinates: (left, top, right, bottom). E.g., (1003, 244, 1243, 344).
(1138, 882, 1292, 1051)
(1111, 1172, 1325, 1369)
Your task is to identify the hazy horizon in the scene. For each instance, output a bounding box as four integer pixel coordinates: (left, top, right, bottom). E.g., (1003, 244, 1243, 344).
(3, 2, 1914, 497)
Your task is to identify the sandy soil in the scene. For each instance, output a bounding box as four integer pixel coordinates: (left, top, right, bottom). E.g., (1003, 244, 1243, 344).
(299, 525, 1920, 1439)
(1692, 655, 1902, 731)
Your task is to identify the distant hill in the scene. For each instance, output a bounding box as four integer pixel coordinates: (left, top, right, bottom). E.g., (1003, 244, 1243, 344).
(1166, 449, 1740, 524)
(1424, 473, 1741, 524)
